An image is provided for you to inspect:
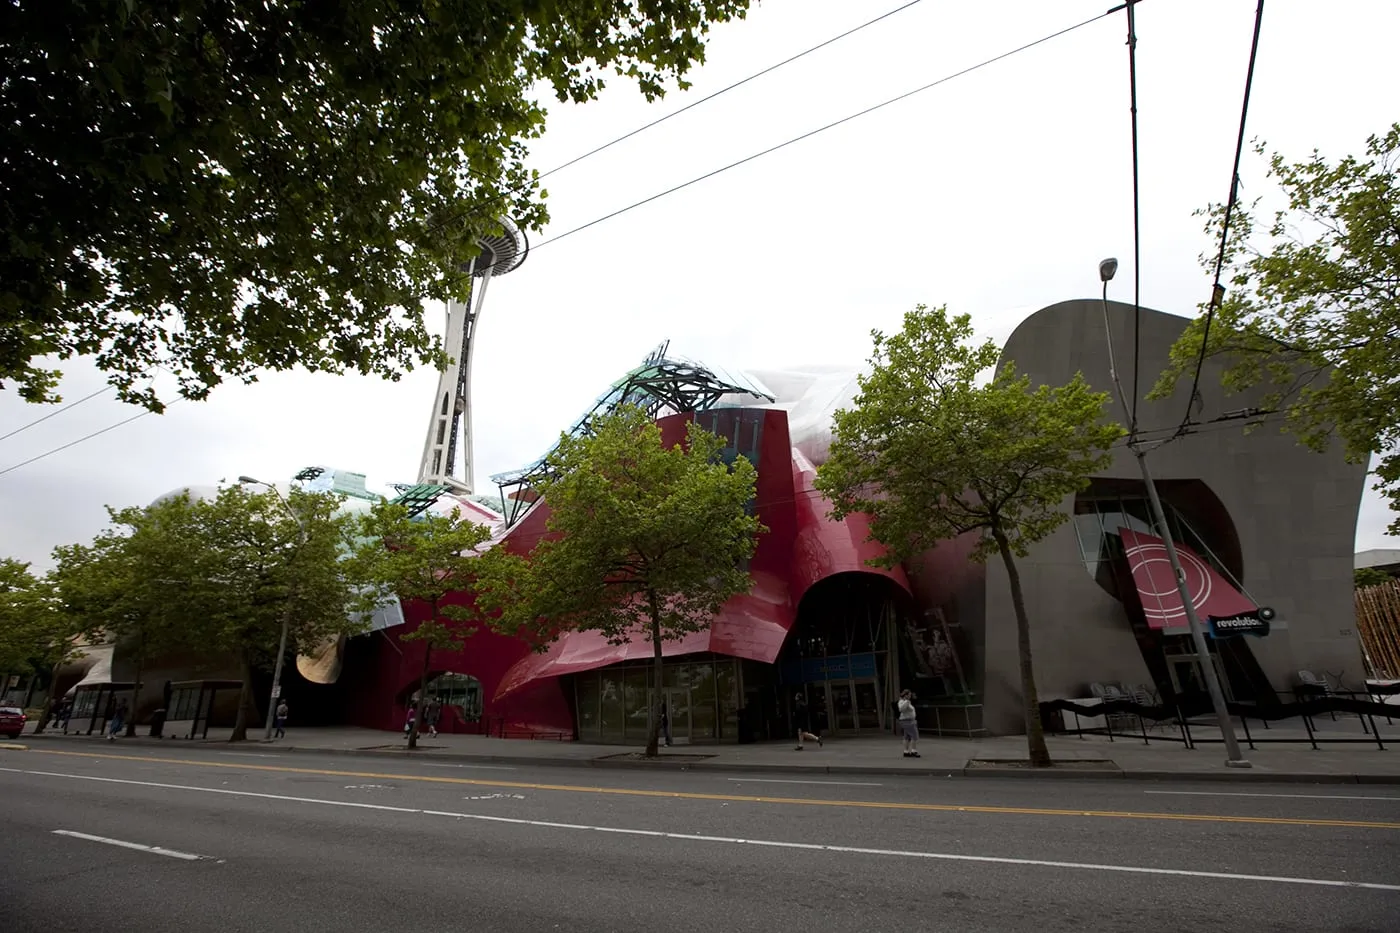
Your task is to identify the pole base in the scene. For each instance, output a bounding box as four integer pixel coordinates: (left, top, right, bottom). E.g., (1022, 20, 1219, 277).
(1224, 758, 1253, 769)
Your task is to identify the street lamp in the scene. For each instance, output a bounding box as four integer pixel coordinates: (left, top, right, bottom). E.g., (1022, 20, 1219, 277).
(1097, 261, 1250, 768)
(238, 475, 305, 742)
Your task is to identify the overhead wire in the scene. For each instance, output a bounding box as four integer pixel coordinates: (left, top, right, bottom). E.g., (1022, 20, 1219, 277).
(0, 6, 1121, 480)
(0, 384, 116, 443)
(536, 0, 930, 182)
(1174, 0, 1266, 439)
(1123, 0, 1143, 436)
(479, 5, 1120, 265)
(430, 0, 932, 238)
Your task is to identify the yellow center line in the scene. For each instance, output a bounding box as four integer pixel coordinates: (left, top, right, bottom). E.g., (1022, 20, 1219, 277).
(17, 747, 1400, 830)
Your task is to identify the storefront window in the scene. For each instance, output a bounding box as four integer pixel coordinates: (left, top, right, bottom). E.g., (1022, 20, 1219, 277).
(624, 668, 650, 742)
(716, 661, 740, 739)
(576, 676, 600, 742)
(690, 661, 716, 741)
(599, 673, 625, 742)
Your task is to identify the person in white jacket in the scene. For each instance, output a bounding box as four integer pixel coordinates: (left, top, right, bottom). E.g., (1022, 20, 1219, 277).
(897, 690, 919, 758)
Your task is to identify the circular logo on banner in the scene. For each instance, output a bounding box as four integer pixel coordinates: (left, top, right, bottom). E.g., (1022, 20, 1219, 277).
(1124, 539, 1214, 626)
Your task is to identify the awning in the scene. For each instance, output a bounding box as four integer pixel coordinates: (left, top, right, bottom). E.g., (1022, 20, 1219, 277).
(1118, 528, 1255, 629)
(494, 570, 794, 700)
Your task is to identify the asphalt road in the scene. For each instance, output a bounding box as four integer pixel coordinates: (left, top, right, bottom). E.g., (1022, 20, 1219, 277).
(2, 744, 1399, 932)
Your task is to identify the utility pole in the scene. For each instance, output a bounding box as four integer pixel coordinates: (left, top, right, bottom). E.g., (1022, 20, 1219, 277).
(1099, 260, 1250, 767)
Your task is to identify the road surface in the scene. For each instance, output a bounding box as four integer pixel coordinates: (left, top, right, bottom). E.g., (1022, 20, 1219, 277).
(2, 744, 1398, 932)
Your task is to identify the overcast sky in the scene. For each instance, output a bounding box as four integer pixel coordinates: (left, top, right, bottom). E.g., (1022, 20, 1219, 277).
(2, 0, 1396, 569)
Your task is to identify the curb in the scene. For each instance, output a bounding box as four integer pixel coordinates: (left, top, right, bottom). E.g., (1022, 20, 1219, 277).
(13, 732, 1400, 784)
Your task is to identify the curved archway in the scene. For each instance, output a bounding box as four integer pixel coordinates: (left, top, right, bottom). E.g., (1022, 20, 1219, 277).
(774, 572, 917, 736)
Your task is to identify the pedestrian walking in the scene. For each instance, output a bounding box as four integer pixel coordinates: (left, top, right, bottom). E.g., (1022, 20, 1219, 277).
(793, 693, 822, 750)
(424, 697, 441, 738)
(274, 700, 289, 739)
(107, 698, 128, 741)
(660, 701, 672, 747)
(403, 701, 417, 739)
(897, 689, 920, 758)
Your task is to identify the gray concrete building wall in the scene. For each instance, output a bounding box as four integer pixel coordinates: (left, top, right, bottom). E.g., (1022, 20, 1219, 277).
(977, 299, 1367, 734)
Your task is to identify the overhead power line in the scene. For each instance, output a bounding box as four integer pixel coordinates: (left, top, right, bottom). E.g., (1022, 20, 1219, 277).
(499, 6, 1119, 261)
(538, 0, 930, 182)
(0, 384, 115, 443)
(1123, 0, 1144, 434)
(1176, 0, 1267, 439)
(0, 408, 156, 478)
(0, 7, 1120, 478)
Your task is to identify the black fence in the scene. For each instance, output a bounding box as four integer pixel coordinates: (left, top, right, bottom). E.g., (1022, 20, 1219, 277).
(1041, 682, 1398, 751)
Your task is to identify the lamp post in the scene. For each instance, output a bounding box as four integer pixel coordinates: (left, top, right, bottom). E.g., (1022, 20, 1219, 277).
(238, 475, 304, 742)
(1096, 263, 1250, 767)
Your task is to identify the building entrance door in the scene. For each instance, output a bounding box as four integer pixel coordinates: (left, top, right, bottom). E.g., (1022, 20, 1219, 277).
(829, 682, 856, 732)
(853, 680, 884, 731)
(818, 679, 885, 735)
(664, 688, 691, 745)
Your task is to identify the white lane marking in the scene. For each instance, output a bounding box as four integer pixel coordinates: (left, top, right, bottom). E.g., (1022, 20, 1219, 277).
(728, 773, 879, 778)
(465, 793, 526, 800)
(6, 767, 1398, 893)
(1145, 791, 1400, 802)
(52, 830, 205, 861)
(219, 752, 276, 759)
(418, 763, 518, 771)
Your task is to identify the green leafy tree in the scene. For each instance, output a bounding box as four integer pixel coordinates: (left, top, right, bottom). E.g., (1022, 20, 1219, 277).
(175, 487, 363, 741)
(1356, 567, 1393, 589)
(0, 558, 89, 723)
(815, 305, 1124, 767)
(1154, 125, 1400, 533)
(482, 406, 763, 757)
(1, 0, 751, 409)
(348, 502, 493, 750)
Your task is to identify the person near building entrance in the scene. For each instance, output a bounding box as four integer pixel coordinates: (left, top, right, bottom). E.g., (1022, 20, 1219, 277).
(424, 697, 442, 738)
(274, 700, 289, 739)
(660, 701, 672, 747)
(793, 693, 822, 750)
(897, 690, 919, 758)
(403, 700, 417, 739)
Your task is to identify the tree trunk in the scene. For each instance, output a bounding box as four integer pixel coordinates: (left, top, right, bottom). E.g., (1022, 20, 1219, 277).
(409, 642, 432, 751)
(125, 634, 145, 738)
(993, 526, 1052, 767)
(32, 664, 56, 734)
(229, 650, 259, 742)
(646, 591, 664, 758)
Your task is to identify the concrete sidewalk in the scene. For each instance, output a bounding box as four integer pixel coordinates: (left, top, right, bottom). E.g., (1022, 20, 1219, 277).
(14, 716, 1400, 783)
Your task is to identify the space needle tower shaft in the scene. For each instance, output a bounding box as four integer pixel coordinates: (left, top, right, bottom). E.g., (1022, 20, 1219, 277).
(417, 218, 527, 494)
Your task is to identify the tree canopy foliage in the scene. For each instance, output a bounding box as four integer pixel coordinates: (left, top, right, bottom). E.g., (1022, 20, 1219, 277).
(1, 0, 751, 409)
(482, 406, 762, 756)
(1154, 124, 1400, 533)
(40, 485, 363, 738)
(0, 557, 87, 682)
(816, 305, 1123, 766)
(349, 501, 494, 749)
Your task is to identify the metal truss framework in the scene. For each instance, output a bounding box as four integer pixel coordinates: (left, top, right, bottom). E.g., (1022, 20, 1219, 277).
(490, 342, 776, 526)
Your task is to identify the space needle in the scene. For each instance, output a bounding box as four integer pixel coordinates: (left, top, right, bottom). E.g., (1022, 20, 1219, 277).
(416, 218, 528, 495)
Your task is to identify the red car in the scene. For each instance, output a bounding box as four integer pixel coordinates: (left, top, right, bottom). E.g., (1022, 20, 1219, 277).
(0, 706, 26, 739)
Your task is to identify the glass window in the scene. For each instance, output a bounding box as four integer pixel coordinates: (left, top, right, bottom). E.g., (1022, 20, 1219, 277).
(664, 662, 692, 689)
(716, 660, 740, 739)
(575, 675, 600, 742)
(599, 673, 624, 742)
(624, 668, 650, 742)
(690, 662, 716, 741)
